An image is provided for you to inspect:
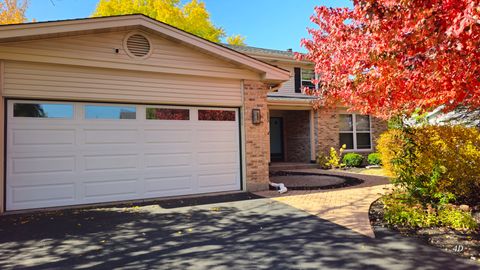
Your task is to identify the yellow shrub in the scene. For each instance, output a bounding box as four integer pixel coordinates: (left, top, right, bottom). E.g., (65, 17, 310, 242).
(376, 129, 405, 177)
(377, 126, 480, 202)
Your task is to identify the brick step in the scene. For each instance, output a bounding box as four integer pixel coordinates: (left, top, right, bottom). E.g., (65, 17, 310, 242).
(269, 162, 319, 172)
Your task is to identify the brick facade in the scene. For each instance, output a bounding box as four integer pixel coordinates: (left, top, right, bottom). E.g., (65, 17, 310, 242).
(314, 109, 387, 158)
(315, 108, 340, 156)
(243, 80, 270, 192)
(285, 110, 310, 162)
(371, 116, 388, 150)
(270, 110, 311, 163)
(243, 83, 388, 192)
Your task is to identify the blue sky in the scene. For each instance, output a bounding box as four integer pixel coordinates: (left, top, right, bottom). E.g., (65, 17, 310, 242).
(25, 0, 352, 52)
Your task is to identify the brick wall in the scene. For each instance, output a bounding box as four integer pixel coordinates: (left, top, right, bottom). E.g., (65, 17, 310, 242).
(371, 116, 388, 150)
(243, 80, 270, 192)
(284, 110, 310, 162)
(314, 108, 388, 159)
(315, 108, 340, 156)
(242, 81, 388, 192)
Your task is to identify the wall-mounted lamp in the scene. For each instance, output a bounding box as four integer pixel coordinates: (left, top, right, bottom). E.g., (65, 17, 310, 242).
(252, 109, 261, 124)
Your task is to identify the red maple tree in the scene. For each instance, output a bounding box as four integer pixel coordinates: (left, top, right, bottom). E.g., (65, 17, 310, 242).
(299, 0, 479, 119)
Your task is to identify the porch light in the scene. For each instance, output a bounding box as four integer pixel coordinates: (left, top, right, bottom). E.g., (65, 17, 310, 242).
(252, 109, 261, 124)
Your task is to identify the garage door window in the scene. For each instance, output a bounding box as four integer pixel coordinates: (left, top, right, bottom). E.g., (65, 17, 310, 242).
(13, 103, 73, 118)
(146, 108, 190, 120)
(85, 105, 136, 119)
(198, 110, 235, 121)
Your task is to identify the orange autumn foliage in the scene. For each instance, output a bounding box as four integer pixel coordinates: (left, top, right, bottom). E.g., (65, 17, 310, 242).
(300, 1, 480, 119)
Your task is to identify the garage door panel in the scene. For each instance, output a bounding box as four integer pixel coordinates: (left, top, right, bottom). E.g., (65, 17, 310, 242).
(198, 152, 237, 165)
(144, 153, 192, 168)
(7, 174, 76, 187)
(11, 183, 75, 205)
(83, 178, 139, 199)
(198, 173, 238, 189)
(144, 129, 191, 143)
(13, 129, 76, 146)
(197, 129, 237, 143)
(12, 156, 76, 175)
(197, 142, 237, 152)
(144, 175, 194, 195)
(84, 129, 139, 144)
(142, 143, 192, 153)
(84, 154, 139, 171)
(6, 100, 241, 211)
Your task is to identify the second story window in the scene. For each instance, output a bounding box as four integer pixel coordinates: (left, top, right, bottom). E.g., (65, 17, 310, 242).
(295, 67, 318, 93)
(301, 69, 316, 89)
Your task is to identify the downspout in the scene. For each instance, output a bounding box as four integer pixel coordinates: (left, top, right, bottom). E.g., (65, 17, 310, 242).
(269, 181, 288, 194)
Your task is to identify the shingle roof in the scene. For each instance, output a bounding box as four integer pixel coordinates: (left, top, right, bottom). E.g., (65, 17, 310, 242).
(223, 44, 296, 58)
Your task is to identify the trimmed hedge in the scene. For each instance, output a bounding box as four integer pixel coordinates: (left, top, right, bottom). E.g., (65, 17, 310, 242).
(367, 152, 382, 165)
(342, 153, 363, 167)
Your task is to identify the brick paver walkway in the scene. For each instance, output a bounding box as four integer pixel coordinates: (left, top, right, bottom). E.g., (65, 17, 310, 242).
(255, 169, 392, 238)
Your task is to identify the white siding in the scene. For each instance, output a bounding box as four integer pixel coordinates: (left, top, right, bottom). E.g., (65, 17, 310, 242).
(276, 66, 295, 95)
(269, 63, 313, 98)
(0, 30, 259, 80)
(3, 61, 242, 106)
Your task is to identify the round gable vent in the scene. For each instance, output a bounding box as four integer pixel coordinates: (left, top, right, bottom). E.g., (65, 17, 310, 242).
(125, 33, 152, 59)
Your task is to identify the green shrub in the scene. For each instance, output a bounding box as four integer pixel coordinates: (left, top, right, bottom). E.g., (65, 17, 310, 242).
(383, 193, 478, 231)
(342, 153, 363, 167)
(438, 206, 478, 230)
(367, 152, 382, 165)
(383, 194, 439, 228)
(377, 126, 480, 204)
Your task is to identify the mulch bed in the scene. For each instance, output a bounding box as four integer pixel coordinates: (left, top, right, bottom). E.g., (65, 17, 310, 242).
(269, 171, 364, 190)
(369, 197, 480, 263)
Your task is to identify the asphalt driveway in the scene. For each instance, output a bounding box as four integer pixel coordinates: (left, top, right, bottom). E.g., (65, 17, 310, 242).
(0, 193, 478, 270)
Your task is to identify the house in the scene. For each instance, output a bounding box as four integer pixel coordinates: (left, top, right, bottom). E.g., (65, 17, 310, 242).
(225, 45, 387, 164)
(0, 15, 386, 213)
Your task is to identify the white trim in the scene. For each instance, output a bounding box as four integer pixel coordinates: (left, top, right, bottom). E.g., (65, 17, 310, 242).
(240, 80, 247, 191)
(309, 109, 316, 161)
(339, 114, 373, 151)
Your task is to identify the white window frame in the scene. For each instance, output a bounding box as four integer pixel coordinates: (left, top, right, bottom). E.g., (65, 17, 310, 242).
(339, 114, 373, 152)
(301, 68, 319, 90)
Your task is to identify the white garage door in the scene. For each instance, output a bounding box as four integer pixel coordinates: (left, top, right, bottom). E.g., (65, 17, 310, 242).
(6, 100, 241, 211)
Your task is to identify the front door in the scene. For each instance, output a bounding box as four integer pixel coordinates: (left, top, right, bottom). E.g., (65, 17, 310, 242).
(269, 117, 284, 161)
